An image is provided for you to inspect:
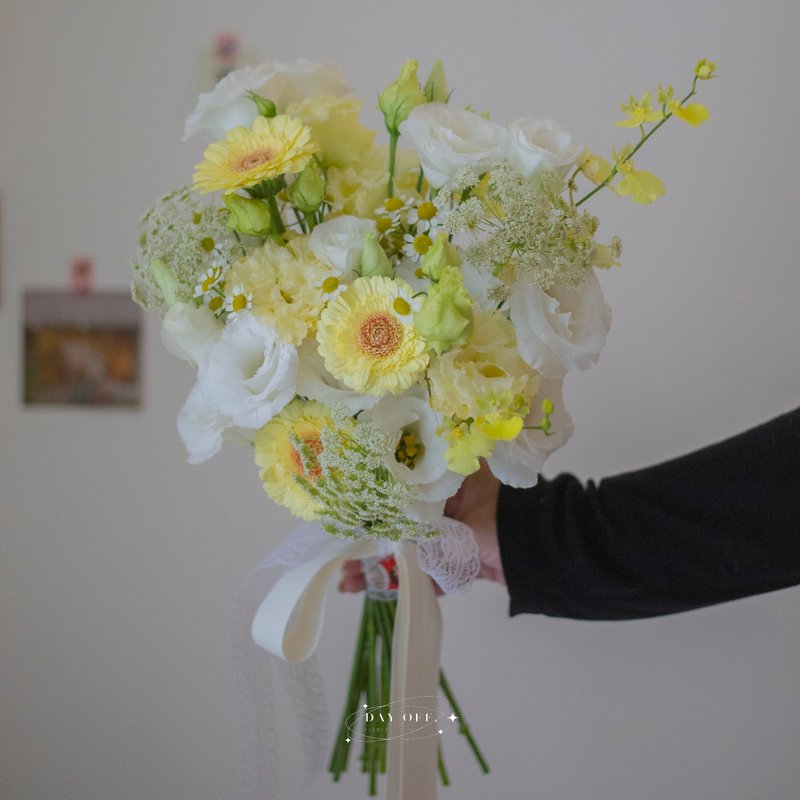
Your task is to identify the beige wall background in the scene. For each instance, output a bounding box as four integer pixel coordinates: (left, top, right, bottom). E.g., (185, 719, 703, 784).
(2, 1, 799, 798)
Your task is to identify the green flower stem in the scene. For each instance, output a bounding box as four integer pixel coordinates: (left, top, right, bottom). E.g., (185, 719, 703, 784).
(366, 600, 379, 794)
(330, 598, 370, 780)
(438, 743, 451, 786)
(439, 670, 490, 775)
(575, 84, 698, 208)
(266, 195, 286, 235)
(387, 130, 399, 198)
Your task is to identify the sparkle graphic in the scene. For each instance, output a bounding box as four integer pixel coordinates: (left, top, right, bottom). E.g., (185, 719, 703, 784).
(363, 703, 368, 709)
(438, 729, 444, 735)
(448, 713, 458, 723)
(345, 737, 351, 743)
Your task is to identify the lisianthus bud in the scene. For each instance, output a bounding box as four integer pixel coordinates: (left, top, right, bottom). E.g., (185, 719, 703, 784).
(420, 232, 461, 282)
(359, 232, 393, 278)
(248, 91, 277, 118)
(287, 163, 326, 214)
(424, 59, 449, 103)
(224, 194, 273, 237)
(414, 265, 473, 354)
(379, 60, 427, 134)
(151, 258, 178, 307)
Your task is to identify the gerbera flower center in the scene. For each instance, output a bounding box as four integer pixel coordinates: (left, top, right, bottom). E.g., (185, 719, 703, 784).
(234, 149, 275, 173)
(290, 436, 324, 479)
(357, 312, 403, 359)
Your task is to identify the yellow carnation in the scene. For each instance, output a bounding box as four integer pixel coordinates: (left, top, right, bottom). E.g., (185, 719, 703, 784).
(326, 144, 419, 218)
(428, 310, 538, 421)
(192, 114, 318, 194)
(285, 95, 376, 168)
(316, 276, 429, 396)
(227, 236, 329, 345)
(254, 398, 337, 520)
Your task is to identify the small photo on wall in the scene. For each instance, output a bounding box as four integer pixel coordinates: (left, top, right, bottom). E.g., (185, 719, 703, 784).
(23, 290, 142, 407)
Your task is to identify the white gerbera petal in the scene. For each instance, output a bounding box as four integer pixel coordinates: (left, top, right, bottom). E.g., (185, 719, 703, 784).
(509, 269, 611, 378)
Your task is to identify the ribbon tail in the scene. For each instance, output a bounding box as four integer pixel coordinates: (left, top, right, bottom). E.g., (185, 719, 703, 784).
(386, 539, 442, 800)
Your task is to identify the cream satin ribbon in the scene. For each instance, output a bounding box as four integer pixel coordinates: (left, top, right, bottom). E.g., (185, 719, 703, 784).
(251, 536, 441, 800)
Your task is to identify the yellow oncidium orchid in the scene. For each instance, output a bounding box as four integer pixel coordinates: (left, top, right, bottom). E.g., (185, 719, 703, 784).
(667, 99, 710, 127)
(475, 411, 524, 441)
(578, 151, 614, 186)
(615, 92, 662, 128)
(616, 160, 665, 205)
(443, 423, 493, 476)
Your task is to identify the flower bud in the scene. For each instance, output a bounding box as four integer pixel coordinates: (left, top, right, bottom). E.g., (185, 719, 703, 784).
(287, 163, 327, 214)
(248, 91, 277, 118)
(424, 59, 449, 103)
(379, 60, 427, 134)
(420, 232, 461, 282)
(414, 266, 472, 355)
(694, 59, 717, 80)
(151, 258, 178, 307)
(359, 232, 393, 278)
(224, 193, 273, 237)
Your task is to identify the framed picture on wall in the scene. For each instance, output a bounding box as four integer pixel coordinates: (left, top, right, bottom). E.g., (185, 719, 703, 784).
(23, 290, 142, 407)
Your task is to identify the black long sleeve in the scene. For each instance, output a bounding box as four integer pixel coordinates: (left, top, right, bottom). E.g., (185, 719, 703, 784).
(497, 407, 800, 620)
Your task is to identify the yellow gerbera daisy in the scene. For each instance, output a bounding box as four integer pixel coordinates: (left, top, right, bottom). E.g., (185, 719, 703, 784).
(254, 398, 336, 521)
(316, 276, 429, 396)
(192, 115, 318, 194)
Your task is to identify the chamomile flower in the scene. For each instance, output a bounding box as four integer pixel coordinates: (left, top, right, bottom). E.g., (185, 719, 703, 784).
(373, 195, 413, 236)
(224, 285, 253, 319)
(194, 266, 225, 301)
(402, 232, 433, 262)
(318, 273, 347, 302)
(406, 200, 441, 234)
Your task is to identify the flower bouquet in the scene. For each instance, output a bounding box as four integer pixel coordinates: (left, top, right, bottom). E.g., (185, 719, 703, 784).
(132, 57, 715, 798)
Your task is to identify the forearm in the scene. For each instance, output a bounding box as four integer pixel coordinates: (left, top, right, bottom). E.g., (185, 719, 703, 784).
(497, 408, 800, 620)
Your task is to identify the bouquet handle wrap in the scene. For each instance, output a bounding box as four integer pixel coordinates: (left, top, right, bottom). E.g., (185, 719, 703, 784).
(247, 526, 456, 800)
(385, 539, 442, 800)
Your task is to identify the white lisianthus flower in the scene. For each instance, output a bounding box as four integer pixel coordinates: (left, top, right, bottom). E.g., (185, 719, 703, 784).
(398, 103, 509, 188)
(183, 60, 350, 141)
(363, 390, 463, 504)
(177, 383, 234, 465)
(509, 269, 611, 379)
(161, 303, 222, 366)
(488, 378, 573, 488)
(308, 215, 375, 275)
(294, 339, 378, 414)
(507, 117, 584, 180)
(196, 314, 297, 429)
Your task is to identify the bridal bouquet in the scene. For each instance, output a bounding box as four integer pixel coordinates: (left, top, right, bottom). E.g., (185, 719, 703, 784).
(132, 57, 715, 798)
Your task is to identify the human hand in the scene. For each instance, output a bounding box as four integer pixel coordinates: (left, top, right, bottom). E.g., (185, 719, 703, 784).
(444, 459, 505, 584)
(338, 460, 505, 592)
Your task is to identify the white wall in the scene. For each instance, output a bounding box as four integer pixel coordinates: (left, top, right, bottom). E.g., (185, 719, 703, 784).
(2, 1, 799, 799)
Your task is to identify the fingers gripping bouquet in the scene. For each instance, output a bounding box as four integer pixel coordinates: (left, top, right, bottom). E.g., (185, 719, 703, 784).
(132, 58, 715, 796)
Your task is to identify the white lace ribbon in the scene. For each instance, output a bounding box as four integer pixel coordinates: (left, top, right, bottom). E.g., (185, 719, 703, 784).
(234, 519, 479, 799)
